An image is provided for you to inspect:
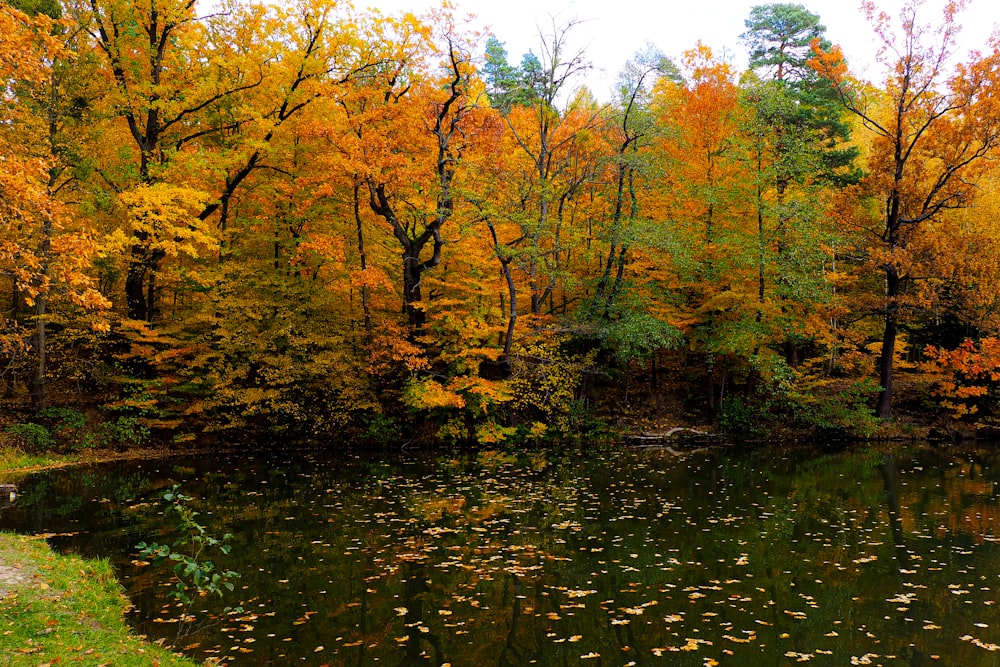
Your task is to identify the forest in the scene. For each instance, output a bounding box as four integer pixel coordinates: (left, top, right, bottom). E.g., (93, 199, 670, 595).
(3, 0, 1000, 448)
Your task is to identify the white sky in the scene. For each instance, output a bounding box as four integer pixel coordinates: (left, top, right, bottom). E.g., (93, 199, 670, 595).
(361, 0, 1000, 98)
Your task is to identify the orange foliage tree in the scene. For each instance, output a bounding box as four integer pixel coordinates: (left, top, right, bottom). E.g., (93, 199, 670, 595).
(812, 0, 1000, 419)
(925, 338, 1000, 419)
(1, 2, 109, 408)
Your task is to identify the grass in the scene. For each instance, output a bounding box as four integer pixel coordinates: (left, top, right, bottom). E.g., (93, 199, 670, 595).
(0, 446, 75, 479)
(0, 445, 207, 665)
(0, 443, 189, 482)
(0, 532, 201, 666)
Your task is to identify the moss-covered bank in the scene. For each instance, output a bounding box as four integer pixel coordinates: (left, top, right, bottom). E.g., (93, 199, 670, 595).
(0, 531, 199, 666)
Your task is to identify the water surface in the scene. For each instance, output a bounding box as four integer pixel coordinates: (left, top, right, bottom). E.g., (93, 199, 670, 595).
(3, 444, 1000, 666)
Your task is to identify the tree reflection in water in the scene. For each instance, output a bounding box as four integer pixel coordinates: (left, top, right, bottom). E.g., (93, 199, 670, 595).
(5, 444, 1000, 665)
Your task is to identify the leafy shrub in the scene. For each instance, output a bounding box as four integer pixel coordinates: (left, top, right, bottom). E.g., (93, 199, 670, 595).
(509, 336, 598, 438)
(361, 412, 400, 444)
(103, 416, 150, 449)
(137, 485, 239, 605)
(38, 407, 89, 450)
(39, 407, 87, 431)
(4, 423, 55, 452)
(788, 378, 880, 437)
(80, 416, 151, 451)
(718, 395, 769, 437)
(719, 375, 879, 439)
(603, 312, 684, 366)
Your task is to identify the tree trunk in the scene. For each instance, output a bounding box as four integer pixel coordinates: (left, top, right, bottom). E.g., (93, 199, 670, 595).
(756, 153, 766, 325)
(125, 256, 148, 321)
(485, 218, 517, 369)
(605, 166, 638, 318)
(501, 262, 517, 366)
(31, 214, 51, 411)
(125, 243, 166, 323)
(353, 182, 372, 338)
(402, 245, 425, 329)
(706, 361, 716, 412)
(594, 162, 626, 305)
(529, 257, 541, 316)
(875, 265, 900, 420)
(31, 295, 47, 411)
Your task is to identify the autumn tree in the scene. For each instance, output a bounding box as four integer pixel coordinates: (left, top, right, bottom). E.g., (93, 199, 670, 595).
(740, 4, 858, 352)
(1, 1, 109, 408)
(78, 0, 219, 320)
(76, 0, 366, 323)
(314, 10, 477, 337)
(367, 28, 475, 330)
(0, 3, 60, 395)
(650, 44, 751, 410)
(55, 0, 403, 434)
(584, 47, 685, 371)
(813, 0, 1000, 419)
(932, 171, 1000, 337)
(593, 46, 672, 315)
(491, 19, 606, 318)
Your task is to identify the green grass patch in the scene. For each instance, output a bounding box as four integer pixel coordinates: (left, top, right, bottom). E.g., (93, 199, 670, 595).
(0, 532, 200, 666)
(0, 446, 73, 479)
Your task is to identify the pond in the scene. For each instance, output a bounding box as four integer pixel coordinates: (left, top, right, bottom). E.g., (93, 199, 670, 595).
(3, 443, 1000, 666)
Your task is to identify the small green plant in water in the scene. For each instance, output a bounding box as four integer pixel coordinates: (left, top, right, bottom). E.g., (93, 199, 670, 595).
(136, 484, 241, 645)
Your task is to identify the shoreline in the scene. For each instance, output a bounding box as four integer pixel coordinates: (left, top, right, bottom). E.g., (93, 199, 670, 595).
(0, 447, 209, 664)
(0, 445, 210, 480)
(0, 531, 200, 666)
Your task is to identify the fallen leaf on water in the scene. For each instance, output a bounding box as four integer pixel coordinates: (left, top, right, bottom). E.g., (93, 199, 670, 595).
(961, 635, 1000, 651)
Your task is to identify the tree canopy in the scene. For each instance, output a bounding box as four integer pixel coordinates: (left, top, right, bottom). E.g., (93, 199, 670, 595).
(3, 0, 1000, 444)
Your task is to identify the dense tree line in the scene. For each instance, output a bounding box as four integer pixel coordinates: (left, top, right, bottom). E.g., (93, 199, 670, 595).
(3, 0, 1000, 446)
